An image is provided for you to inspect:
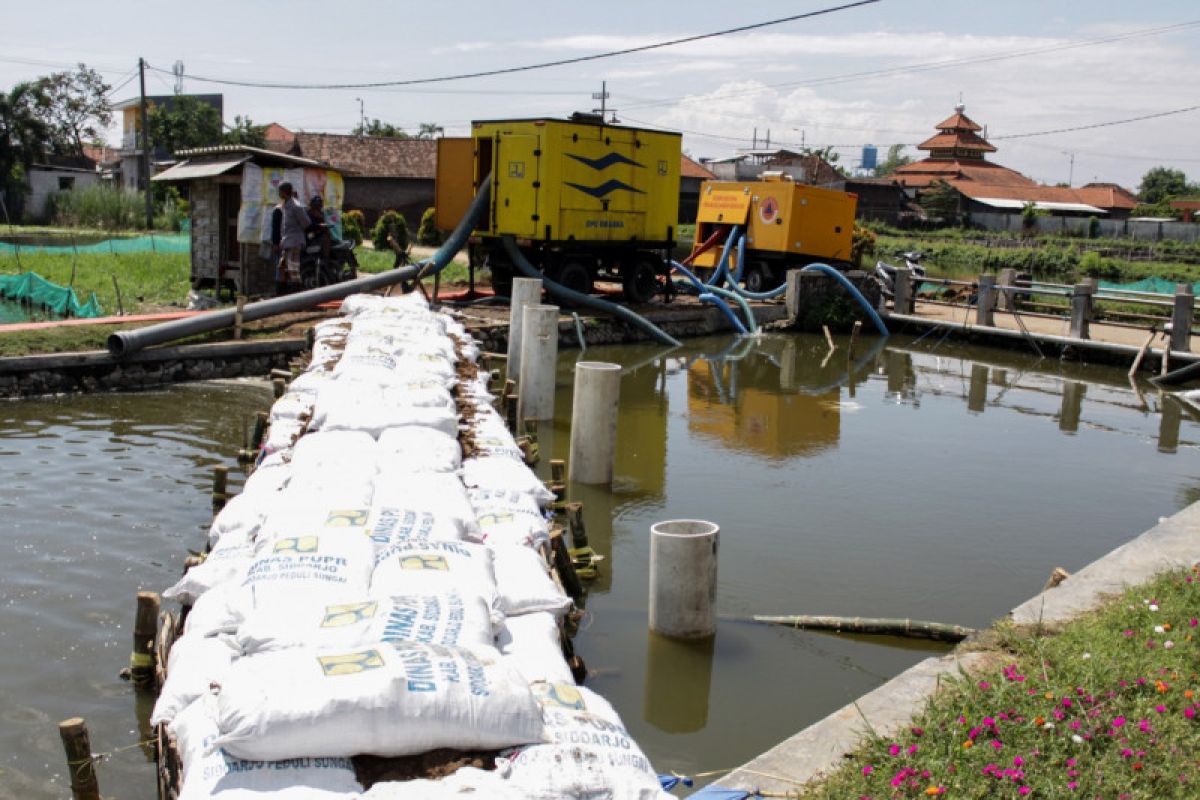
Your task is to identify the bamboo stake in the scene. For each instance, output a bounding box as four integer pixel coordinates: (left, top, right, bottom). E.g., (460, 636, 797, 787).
(131, 591, 160, 688)
(58, 717, 100, 800)
(549, 459, 566, 503)
(211, 466, 229, 511)
(504, 392, 519, 432)
(566, 501, 588, 548)
(250, 411, 268, 451)
(111, 274, 124, 316)
(1161, 337, 1171, 377)
(550, 529, 584, 600)
(1129, 329, 1157, 378)
(822, 325, 836, 352)
(272, 378, 286, 398)
(233, 294, 246, 339)
(747, 614, 974, 643)
(848, 320, 862, 359)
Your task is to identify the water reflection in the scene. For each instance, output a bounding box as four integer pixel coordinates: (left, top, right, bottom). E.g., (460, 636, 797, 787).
(643, 632, 716, 733)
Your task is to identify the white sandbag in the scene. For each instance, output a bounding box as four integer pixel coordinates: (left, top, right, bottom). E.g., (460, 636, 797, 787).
(366, 505, 463, 554)
(468, 487, 551, 549)
(290, 430, 379, 471)
(213, 642, 546, 761)
(258, 501, 373, 543)
(289, 368, 339, 396)
(373, 472, 480, 540)
(341, 292, 429, 317)
(370, 540, 500, 622)
(206, 492, 268, 549)
(241, 532, 374, 612)
(313, 318, 353, 340)
(377, 426, 462, 473)
(237, 590, 496, 655)
(359, 767, 522, 798)
(182, 582, 245, 638)
(496, 612, 574, 685)
(315, 392, 459, 439)
(460, 457, 555, 506)
(492, 544, 571, 617)
(273, 474, 376, 514)
(171, 693, 361, 799)
(269, 393, 313, 423)
(263, 418, 305, 454)
(500, 683, 667, 800)
(163, 535, 254, 606)
(467, 411, 524, 461)
(149, 633, 237, 726)
(239, 460, 291, 498)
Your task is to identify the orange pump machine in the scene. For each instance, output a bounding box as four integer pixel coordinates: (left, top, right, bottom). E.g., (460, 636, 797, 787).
(690, 174, 857, 292)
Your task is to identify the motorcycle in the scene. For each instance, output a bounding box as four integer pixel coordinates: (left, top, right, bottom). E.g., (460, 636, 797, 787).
(874, 251, 927, 298)
(299, 237, 359, 290)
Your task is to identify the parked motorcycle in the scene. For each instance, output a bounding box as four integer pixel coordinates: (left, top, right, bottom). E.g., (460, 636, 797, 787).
(874, 251, 927, 298)
(299, 238, 359, 290)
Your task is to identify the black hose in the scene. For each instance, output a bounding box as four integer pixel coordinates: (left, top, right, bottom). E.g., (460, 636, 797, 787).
(500, 236, 681, 348)
(107, 177, 492, 357)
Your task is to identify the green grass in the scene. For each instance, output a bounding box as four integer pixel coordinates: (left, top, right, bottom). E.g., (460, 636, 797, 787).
(801, 565, 1200, 799)
(356, 248, 471, 284)
(0, 250, 190, 314)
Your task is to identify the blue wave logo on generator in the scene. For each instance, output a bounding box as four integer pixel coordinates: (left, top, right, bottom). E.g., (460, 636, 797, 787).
(565, 151, 646, 199)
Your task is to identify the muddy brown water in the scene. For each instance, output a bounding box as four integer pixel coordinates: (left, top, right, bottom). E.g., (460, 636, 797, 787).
(1, 334, 1198, 798)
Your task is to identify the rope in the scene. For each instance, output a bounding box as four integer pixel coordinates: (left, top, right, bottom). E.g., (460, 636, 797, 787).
(68, 738, 156, 778)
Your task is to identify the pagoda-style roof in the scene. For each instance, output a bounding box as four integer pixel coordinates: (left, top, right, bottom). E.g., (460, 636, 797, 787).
(917, 130, 997, 154)
(933, 110, 982, 132)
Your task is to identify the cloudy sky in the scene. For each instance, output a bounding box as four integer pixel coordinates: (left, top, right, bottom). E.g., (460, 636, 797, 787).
(2, 0, 1197, 189)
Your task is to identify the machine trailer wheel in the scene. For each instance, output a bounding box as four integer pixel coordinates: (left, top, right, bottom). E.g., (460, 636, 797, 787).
(622, 257, 660, 304)
(556, 260, 593, 296)
(745, 265, 775, 294)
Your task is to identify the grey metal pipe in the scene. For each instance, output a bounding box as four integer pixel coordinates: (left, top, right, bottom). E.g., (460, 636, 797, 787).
(107, 177, 492, 357)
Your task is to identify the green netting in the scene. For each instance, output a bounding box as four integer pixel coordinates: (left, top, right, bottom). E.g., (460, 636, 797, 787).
(0, 233, 189, 254)
(1098, 277, 1200, 295)
(0, 272, 103, 318)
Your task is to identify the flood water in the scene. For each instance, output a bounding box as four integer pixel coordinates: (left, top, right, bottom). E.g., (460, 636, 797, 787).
(1, 336, 1199, 798)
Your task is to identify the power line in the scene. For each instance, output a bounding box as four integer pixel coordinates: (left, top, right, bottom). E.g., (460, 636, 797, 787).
(619, 20, 1200, 112)
(143, 1, 879, 90)
(991, 103, 1200, 140)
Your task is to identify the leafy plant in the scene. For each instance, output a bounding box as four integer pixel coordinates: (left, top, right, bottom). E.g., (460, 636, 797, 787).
(371, 209, 408, 253)
(417, 206, 441, 246)
(851, 223, 876, 267)
(342, 209, 365, 245)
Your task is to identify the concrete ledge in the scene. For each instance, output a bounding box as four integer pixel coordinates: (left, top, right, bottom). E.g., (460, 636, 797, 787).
(716, 500, 1200, 797)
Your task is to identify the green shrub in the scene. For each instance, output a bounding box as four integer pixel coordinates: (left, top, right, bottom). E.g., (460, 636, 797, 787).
(851, 223, 876, 267)
(417, 206, 442, 246)
(371, 210, 408, 253)
(47, 185, 148, 230)
(342, 209, 365, 245)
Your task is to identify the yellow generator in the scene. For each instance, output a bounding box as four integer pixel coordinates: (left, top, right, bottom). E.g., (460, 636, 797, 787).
(438, 114, 681, 301)
(690, 174, 858, 292)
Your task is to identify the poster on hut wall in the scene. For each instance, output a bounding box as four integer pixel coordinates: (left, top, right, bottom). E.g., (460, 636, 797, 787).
(237, 165, 343, 243)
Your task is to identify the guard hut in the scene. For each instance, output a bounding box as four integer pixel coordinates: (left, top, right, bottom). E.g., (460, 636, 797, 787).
(152, 145, 345, 297)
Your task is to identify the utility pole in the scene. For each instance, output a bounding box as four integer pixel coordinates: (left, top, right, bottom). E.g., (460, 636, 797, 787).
(1063, 151, 1076, 187)
(355, 97, 365, 135)
(591, 81, 609, 120)
(139, 57, 153, 231)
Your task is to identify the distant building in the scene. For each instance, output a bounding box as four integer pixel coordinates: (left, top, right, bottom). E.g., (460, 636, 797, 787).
(24, 155, 101, 222)
(1169, 198, 1200, 222)
(893, 105, 1137, 220)
(288, 133, 436, 228)
(703, 149, 842, 186)
(111, 94, 224, 192)
(679, 155, 716, 224)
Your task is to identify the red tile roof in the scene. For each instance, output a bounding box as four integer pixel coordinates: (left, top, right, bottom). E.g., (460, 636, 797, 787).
(893, 159, 1035, 189)
(291, 133, 437, 179)
(681, 154, 715, 180)
(917, 131, 996, 153)
(933, 110, 983, 132)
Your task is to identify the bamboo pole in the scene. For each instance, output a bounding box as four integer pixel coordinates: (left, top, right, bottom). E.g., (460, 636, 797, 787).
(1129, 329, 1157, 378)
(111, 274, 124, 316)
(848, 320, 862, 359)
(58, 718, 100, 800)
(250, 411, 268, 451)
(747, 614, 974, 643)
(549, 459, 566, 503)
(131, 591, 160, 688)
(822, 325, 836, 352)
(272, 377, 286, 398)
(566, 501, 588, 548)
(211, 466, 229, 511)
(549, 529, 584, 600)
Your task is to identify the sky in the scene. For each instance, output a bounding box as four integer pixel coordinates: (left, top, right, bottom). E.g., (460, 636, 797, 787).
(2, 0, 1197, 190)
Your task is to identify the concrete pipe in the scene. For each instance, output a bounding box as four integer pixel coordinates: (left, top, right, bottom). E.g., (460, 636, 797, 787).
(567, 361, 621, 485)
(649, 519, 719, 639)
(506, 278, 543, 382)
(516, 304, 559, 421)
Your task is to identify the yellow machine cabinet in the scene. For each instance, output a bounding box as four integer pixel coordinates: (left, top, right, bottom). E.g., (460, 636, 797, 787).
(692, 175, 858, 292)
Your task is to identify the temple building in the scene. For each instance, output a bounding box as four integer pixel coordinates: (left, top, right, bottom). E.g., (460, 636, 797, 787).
(892, 105, 1137, 219)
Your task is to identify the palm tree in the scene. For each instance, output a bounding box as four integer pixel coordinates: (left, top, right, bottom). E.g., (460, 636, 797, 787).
(417, 122, 444, 139)
(0, 81, 50, 215)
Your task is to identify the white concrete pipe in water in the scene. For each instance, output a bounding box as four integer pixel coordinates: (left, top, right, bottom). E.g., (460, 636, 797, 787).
(517, 304, 559, 421)
(568, 361, 621, 485)
(649, 519, 719, 639)
(506, 278, 543, 382)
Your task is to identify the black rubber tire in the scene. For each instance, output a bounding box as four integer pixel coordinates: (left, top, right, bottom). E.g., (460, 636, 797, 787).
(744, 265, 771, 294)
(557, 260, 593, 296)
(622, 257, 659, 304)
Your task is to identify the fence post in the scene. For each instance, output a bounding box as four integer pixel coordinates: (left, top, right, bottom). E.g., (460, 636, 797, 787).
(1069, 283, 1093, 340)
(976, 275, 995, 327)
(893, 266, 913, 315)
(998, 268, 1017, 311)
(1171, 283, 1194, 353)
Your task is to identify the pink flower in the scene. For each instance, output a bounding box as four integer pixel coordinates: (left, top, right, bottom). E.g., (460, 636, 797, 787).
(862, 765, 873, 776)
(1155, 705, 1167, 714)
(1122, 629, 1134, 637)
(1062, 698, 1072, 708)
(911, 727, 924, 737)
(1068, 780, 1079, 790)
(888, 744, 901, 756)
(1019, 788, 1031, 796)
(1066, 758, 1077, 767)
(991, 739, 1004, 751)
(979, 680, 992, 690)
(1013, 756, 1025, 767)
(1190, 618, 1198, 627)
(1185, 708, 1196, 720)
(1112, 716, 1126, 728)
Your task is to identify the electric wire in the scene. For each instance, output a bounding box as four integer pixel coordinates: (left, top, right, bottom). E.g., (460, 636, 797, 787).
(141, 1, 880, 90)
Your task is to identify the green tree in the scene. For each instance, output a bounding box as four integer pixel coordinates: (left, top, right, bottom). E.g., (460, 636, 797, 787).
(918, 179, 960, 224)
(0, 82, 49, 205)
(31, 64, 111, 155)
(416, 122, 444, 139)
(223, 115, 266, 148)
(874, 144, 912, 177)
(147, 95, 223, 154)
(352, 118, 410, 138)
(1137, 166, 1190, 204)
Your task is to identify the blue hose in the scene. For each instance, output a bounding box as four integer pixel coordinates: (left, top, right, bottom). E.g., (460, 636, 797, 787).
(705, 225, 741, 286)
(500, 236, 682, 348)
(698, 291, 748, 334)
(799, 263, 889, 336)
(734, 233, 748, 284)
(672, 261, 753, 333)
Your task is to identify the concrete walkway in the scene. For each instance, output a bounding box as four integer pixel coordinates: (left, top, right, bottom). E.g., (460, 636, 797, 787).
(714, 500, 1200, 797)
